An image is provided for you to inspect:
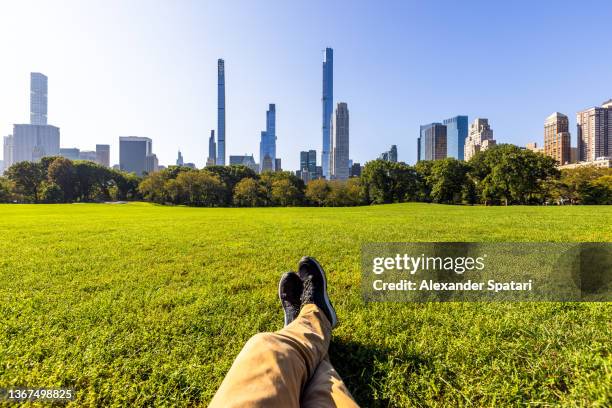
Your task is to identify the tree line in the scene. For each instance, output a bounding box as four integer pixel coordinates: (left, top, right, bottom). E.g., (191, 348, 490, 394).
(2, 144, 612, 205)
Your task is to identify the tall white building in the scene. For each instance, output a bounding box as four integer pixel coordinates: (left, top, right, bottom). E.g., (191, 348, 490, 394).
(464, 118, 496, 160)
(30, 73, 48, 125)
(3, 135, 14, 171)
(577, 99, 612, 162)
(6, 73, 60, 166)
(12, 124, 60, 163)
(330, 102, 349, 180)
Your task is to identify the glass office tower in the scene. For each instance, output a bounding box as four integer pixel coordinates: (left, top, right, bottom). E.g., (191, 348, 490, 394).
(443, 115, 468, 160)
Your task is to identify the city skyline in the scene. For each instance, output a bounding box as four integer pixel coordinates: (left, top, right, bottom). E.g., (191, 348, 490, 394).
(1, 1, 612, 170)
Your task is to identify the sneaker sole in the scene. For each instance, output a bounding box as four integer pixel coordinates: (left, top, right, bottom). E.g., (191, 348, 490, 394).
(278, 274, 293, 327)
(300, 256, 338, 327)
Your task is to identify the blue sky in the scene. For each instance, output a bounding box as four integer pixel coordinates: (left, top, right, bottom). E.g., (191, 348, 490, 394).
(1, 0, 611, 169)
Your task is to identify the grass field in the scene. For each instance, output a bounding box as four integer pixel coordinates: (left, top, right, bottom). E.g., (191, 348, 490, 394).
(0, 203, 611, 407)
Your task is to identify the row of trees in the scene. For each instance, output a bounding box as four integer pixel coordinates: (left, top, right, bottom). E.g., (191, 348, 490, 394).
(2, 145, 612, 205)
(0, 157, 139, 203)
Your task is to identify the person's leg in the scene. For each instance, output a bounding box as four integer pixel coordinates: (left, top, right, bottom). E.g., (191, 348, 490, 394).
(301, 356, 360, 408)
(209, 259, 340, 408)
(208, 304, 331, 408)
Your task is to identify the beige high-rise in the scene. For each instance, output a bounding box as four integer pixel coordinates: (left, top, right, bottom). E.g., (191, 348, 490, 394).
(544, 112, 571, 165)
(464, 118, 496, 160)
(577, 99, 612, 162)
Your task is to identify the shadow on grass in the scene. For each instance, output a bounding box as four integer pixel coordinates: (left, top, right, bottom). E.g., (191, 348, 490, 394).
(329, 338, 433, 407)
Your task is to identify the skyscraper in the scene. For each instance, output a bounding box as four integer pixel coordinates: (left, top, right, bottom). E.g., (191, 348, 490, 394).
(380, 145, 398, 162)
(119, 136, 153, 175)
(544, 112, 571, 165)
(577, 100, 612, 162)
(96, 144, 110, 167)
(299, 149, 318, 181)
(464, 118, 496, 161)
(331, 102, 349, 180)
(443, 115, 468, 160)
(30, 73, 48, 126)
(259, 104, 277, 172)
(418, 123, 447, 161)
(207, 130, 216, 166)
(217, 59, 226, 165)
(176, 150, 184, 166)
(321, 48, 333, 179)
(9, 73, 60, 165)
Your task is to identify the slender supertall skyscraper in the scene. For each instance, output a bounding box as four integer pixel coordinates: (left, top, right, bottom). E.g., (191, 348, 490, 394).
(207, 130, 216, 166)
(259, 104, 277, 172)
(217, 59, 226, 165)
(321, 48, 333, 179)
(30, 73, 48, 125)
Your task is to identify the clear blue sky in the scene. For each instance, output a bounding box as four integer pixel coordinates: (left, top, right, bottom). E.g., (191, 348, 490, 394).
(1, 0, 611, 169)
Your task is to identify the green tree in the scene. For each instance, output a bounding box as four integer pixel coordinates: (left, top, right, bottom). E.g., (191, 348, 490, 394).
(40, 181, 64, 203)
(414, 160, 434, 202)
(0, 177, 14, 203)
(5, 161, 45, 203)
(47, 157, 76, 202)
(469, 144, 559, 205)
(111, 170, 141, 201)
(205, 165, 258, 205)
(428, 158, 470, 204)
(305, 179, 331, 206)
(271, 179, 301, 206)
(361, 160, 418, 204)
(233, 177, 267, 207)
(175, 170, 227, 206)
(139, 171, 170, 204)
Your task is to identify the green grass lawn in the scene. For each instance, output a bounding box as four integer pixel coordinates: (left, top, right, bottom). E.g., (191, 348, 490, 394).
(0, 203, 611, 407)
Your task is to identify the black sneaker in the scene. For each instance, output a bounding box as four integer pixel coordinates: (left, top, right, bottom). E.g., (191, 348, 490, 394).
(298, 257, 338, 328)
(278, 271, 303, 326)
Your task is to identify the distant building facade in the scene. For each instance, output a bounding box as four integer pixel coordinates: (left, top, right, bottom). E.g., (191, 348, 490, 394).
(443, 115, 468, 160)
(79, 150, 96, 162)
(30, 73, 48, 125)
(526, 142, 544, 154)
(176, 150, 184, 166)
(145, 154, 159, 174)
(418, 123, 447, 161)
(259, 104, 277, 172)
(380, 145, 398, 162)
(229, 154, 258, 173)
(330, 102, 349, 180)
(577, 100, 612, 162)
(464, 118, 495, 160)
(96, 144, 110, 167)
(350, 162, 362, 178)
(207, 130, 216, 166)
(119, 136, 154, 175)
(299, 150, 321, 182)
(12, 124, 60, 163)
(3, 135, 13, 170)
(60, 147, 80, 160)
(544, 112, 571, 165)
(559, 156, 612, 169)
